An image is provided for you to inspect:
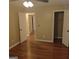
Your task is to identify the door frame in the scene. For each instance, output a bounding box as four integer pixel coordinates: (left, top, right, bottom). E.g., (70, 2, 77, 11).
(27, 13, 37, 40)
(19, 12, 37, 42)
(52, 10, 65, 43)
(28, 13, 36, 33)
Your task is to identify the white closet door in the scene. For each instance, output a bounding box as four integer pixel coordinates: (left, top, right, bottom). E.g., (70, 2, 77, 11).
(63, 10, 69, 47)
(19, 13, 28, 42)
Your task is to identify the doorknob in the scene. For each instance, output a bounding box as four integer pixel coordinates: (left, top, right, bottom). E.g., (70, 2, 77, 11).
(67, 30, 69, 32)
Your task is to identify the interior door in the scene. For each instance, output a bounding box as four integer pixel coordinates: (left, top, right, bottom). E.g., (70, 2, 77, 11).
(62, 10, 69, 47)
(19, 13, 27, 42)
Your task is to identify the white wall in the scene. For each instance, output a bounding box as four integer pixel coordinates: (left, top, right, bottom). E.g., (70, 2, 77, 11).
(9, 5, 20, 47)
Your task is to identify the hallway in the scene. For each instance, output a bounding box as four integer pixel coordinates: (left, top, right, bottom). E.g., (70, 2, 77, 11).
(9, 33, 68, 59)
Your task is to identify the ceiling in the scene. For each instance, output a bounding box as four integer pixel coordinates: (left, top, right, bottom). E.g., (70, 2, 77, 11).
(10, 0, 69, 7)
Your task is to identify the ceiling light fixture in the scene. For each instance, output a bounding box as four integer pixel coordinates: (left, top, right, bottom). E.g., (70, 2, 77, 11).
(23, 0, 34, 8)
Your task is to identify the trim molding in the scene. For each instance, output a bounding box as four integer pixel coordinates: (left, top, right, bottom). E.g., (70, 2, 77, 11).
(20, 34, 29, 43)
(52, 10, 65, 42)
(36, 39, 53, 43)
(62, 43, 69, 48)
(20, 39, 26, 43)
(62, 42, 69, 47)
(9, 42, 20, 50)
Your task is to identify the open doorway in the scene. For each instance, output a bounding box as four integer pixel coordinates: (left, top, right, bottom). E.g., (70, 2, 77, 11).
(28, 13, 36, 35)
(54, 11, 64, 44)
(19, 13, 36, 42)
(28, 15, 34, 34)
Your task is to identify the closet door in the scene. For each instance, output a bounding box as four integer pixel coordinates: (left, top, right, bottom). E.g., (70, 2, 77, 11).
(62, 10, 69, 47)
(19, 13, 28, 42)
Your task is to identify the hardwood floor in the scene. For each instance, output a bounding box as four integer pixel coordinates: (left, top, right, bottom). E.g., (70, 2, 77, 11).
(9, 33, 69, 59)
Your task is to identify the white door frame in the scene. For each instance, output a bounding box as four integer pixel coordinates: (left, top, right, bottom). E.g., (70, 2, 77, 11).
(52, 10, 65, 43)
(28, 13, 36, 33)
(27, 13, 37, 40)
(19, 12, 37, 42)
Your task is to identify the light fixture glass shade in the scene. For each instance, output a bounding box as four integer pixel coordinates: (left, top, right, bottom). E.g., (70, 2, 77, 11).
(28, 1, 34, 7)
(23, 1, 34, 8)
(23, 1, 29, 8)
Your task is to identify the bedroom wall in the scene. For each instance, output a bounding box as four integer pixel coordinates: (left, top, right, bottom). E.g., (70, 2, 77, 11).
(35, 5, 68, 42)
(9, 5, 20, 47)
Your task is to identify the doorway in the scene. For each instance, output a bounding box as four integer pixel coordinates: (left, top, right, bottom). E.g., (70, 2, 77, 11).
(28, 13, 36, 42)
(28, 14, 36, 35)
(29, 15, 34, 33)
(19, 13, 36, 42)
(54, 11, 64, 44)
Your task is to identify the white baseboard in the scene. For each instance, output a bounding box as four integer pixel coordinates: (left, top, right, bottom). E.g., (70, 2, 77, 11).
(20, 38, 27, 43)
(62, 41, 69, 47)
(20, 34, 29, 43)
(9, 42, 20, 50)
(62, 43, 69, 47)
(36, 39, 53, 43)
